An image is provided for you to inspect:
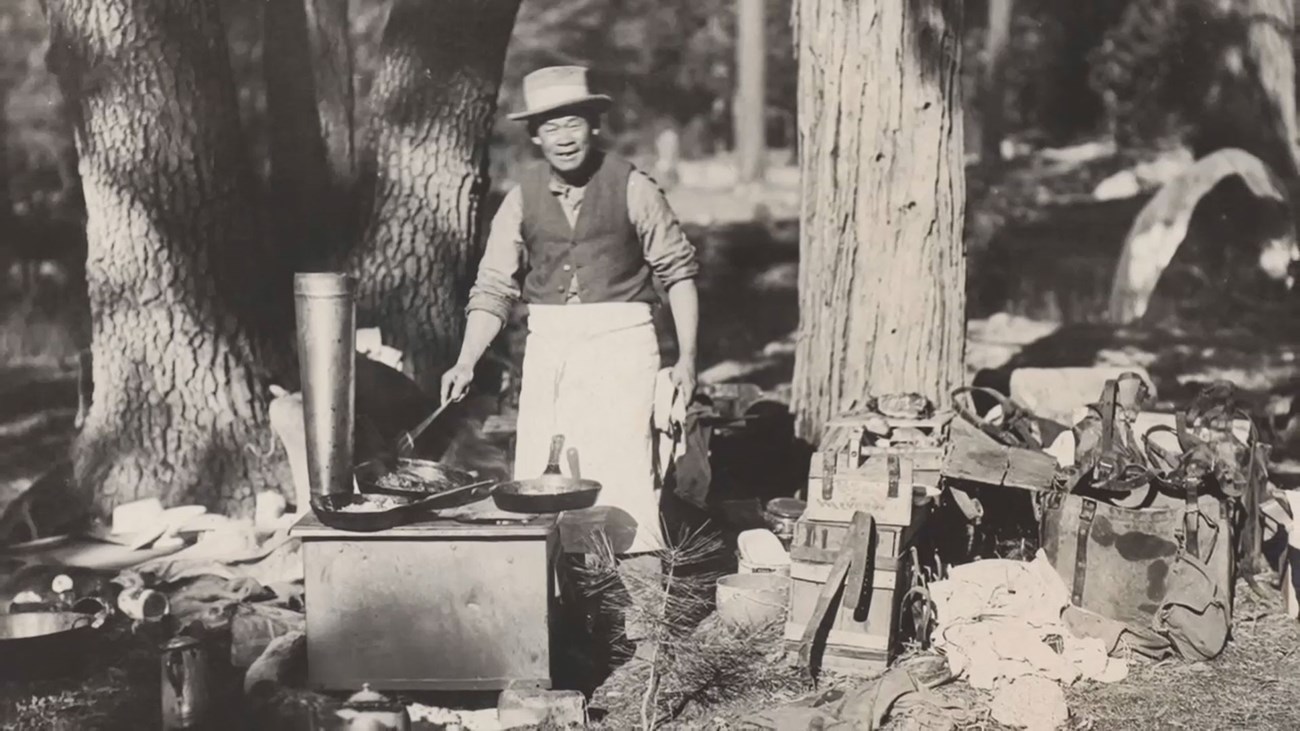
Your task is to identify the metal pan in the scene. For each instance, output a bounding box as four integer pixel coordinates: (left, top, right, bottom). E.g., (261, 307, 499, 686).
(491, 435, 602, 514)
(312, 478, 496, 532)
(354, 458, 479, 497)
(0, 610, 103, 680)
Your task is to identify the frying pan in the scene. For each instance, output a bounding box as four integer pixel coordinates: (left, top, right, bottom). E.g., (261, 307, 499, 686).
(311, 477, 496, 532)
(491, 434, 602, 514)
(355, 458, 480, 497)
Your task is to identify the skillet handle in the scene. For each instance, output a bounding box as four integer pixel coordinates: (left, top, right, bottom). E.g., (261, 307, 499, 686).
(567, 448, 581, 479)
(545, 435, 565, 472)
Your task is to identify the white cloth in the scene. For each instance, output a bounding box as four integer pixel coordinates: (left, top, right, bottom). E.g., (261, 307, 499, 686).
(929, 550, 1127, 691)
(514, 303, 664, 553)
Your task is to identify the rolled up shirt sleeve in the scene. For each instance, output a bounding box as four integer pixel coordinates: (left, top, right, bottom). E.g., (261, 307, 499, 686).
(466, 187, 525, 323)
(627, 170, 700, 289)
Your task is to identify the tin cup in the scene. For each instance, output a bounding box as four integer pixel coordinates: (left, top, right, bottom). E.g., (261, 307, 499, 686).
(118, 587, 169, 622)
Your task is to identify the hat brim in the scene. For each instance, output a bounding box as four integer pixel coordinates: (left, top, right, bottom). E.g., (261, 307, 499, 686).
(508, 95, 613, 122)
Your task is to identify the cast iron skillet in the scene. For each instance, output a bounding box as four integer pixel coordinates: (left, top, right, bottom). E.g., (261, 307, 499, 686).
(491, 435, 602, 514)
(311, 477, 495, 533)
(354, 458, 480, 497)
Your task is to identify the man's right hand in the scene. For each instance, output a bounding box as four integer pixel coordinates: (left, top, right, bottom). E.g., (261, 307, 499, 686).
(440, 362, 475, 405)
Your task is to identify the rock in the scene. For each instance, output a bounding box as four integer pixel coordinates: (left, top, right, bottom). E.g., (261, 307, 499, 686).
(231, 604, 304, 668)
(1092, 170, 1141, 201)
(243, 631, 305, 697)
(497, 688, 587, 729)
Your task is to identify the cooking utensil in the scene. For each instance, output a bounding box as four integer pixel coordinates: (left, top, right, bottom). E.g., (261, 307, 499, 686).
(354, 459, 479, 497)
(311, 478, 497, 532)
(0, 610, 105, 680)
(161, 635, 211, 730)
(491, 435, 602, 514)
(396, 399, 454, 457)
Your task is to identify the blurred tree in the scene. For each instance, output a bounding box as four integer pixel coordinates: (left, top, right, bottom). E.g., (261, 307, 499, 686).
(791, 0, 967, 440)
(979, 0, 1012, 165)
(42, 0, 520, 517)
(1091, 0, 1300, 174)
(734, 0, 766, 183)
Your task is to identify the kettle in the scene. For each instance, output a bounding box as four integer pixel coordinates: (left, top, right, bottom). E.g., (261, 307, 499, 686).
(335, 683, 411, 731)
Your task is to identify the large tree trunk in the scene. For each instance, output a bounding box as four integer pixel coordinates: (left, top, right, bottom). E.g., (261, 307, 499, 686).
(791, 0, 967, 442)
(348, 0, 521, 394)
(45, 0, 282, 517)
(1244, 0, 1300, 177)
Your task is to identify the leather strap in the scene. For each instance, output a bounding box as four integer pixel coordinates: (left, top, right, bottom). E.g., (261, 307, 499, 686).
(1072, 498, 1097, 606)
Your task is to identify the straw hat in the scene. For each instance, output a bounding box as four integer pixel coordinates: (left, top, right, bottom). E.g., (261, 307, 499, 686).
(508, 65, 613, 122)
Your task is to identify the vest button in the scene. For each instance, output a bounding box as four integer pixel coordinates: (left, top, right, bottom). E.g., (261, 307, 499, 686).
(563, 264, 572, 272)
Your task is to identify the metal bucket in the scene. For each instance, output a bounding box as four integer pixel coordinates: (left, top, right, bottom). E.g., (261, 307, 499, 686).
(295, 272, 357, 499)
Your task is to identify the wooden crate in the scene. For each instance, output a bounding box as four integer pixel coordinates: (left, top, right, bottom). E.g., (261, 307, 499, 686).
(783, 513, 931, 676)
(804, 417, 943, 523)
(292, 511, 559, 691)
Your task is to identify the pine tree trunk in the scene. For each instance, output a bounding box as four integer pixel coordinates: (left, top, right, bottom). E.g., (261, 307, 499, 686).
(45, 0, 283, 517)
(348, 0, 521, 393)
(791, 0, 967, 442)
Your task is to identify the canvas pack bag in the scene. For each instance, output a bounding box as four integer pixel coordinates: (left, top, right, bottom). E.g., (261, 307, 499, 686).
(1040, 488, 1235, 659)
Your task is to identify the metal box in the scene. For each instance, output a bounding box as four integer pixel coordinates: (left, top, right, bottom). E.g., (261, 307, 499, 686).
(291, 512, 559, 691)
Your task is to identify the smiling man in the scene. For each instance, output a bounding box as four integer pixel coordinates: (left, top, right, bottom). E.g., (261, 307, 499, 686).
(442, 66, 700, 566)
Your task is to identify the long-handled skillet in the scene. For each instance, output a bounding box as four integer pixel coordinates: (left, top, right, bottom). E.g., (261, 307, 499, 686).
(491, 434, 602, 514)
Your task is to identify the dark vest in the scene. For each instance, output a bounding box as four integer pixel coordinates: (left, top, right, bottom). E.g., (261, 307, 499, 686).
(519, 152, 658, 306)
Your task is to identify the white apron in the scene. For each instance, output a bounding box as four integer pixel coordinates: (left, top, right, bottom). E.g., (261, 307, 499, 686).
(513, 302, 665, 554)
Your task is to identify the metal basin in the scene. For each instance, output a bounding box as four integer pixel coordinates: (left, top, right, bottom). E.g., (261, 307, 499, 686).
(0, 611, 100, 679)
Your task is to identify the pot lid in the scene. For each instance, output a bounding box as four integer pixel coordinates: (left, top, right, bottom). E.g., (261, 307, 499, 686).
(345, 683, 399, 707)
(765, 498, 807, 519)
(164, 635, 201, 651)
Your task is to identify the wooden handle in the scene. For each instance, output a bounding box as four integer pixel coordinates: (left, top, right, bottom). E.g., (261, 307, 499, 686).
(566, 447, 581, 479)
(545, 434, 565, 473)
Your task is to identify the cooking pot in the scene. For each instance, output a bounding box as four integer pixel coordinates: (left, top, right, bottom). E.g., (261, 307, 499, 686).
(0, 607, 107, 680)
(335, 683, 411, 730)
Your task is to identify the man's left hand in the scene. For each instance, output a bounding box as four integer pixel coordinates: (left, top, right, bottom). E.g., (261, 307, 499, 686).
(670, 361, 697, 406)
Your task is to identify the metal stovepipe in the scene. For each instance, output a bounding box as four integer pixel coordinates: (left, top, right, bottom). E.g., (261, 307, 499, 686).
(294, 272, 356, 499)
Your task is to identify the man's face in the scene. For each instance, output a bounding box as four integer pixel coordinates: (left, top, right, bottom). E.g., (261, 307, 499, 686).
(532, 114, 595, 173)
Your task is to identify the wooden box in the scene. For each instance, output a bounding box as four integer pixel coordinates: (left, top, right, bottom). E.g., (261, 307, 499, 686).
(291, 511, 559, 691)
(804, 412, 945, 524)
(783, 513, 931, 676)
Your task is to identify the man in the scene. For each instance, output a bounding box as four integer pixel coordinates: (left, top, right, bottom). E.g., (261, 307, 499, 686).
(441, 65, 700, 560)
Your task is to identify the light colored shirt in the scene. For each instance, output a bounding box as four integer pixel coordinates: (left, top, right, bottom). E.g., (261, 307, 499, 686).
(466, 167, 699, 323)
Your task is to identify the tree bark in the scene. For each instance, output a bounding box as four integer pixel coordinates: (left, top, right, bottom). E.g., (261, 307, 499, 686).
(980, 0, 1012, 166)
(45, 0, 282, 517)
(791, 0, 967, 442)
(348, 0, 522, 394)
